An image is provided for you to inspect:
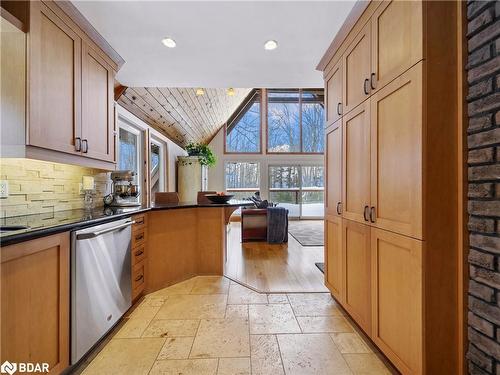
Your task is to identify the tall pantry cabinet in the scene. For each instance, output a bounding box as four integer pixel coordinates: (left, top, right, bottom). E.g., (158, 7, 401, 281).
(321, 1, 460, 374)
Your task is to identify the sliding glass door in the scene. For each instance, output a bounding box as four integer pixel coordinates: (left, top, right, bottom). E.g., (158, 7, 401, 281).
(268, 165, 324, 218)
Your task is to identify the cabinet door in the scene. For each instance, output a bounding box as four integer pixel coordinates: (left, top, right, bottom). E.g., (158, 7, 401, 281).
(325, 120, 342, 217)
(370, 63, 422, 239)
(343, 21, 371, 115)
(325, 215, 343, 302)
(28, 1, 82, 155)
(82, 43, 116, 162)
(342, 219, 371, 334)
(326, 60, 343, 126)
(371, 0, 423, 92)
(371, 228, 422, 374)
(1, 233, 69, 373)
(342, 101, 370, 224)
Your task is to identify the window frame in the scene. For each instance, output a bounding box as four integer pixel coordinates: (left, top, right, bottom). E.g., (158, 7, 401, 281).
(266, 88, 325, 155)
(224, 161, 261, 198)
(224, 89, 263, 155)
(117, 119, 144, 193)
(149, 133, 167, 197)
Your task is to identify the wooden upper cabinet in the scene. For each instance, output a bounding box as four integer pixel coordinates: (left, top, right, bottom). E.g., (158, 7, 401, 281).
(326, 120, 342, 217)
(325, 216, 343, 302)
(28, 1, 81, 155)
(370, 64, 422, 239)
(371, 228, 422, 374)
(342, 100, 370, 224)
(1, 232, 69, 373)
(342, 219, 371, 334)
(343, 21, 371, 115)
(371, 0, 423, 93)
(82, 43, 116, 162)
(326, 60, 343, 125)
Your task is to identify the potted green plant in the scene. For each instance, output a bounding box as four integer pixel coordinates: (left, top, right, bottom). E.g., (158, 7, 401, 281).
(184, 142, 216, 167)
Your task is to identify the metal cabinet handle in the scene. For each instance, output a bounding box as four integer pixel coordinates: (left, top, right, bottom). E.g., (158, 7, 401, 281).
(370, 206, 376, 223)
(363, 205, 369, 221)
(337, 103, 342, 116)
(370, 73, 377, 90)
(336, 202, 342, 215)
(82, 139, 89, 153)
(135, 233, 144, 241)
(134, 249, 144, 256)
(363, 78, 370, 95)
(135, 218, 145, 225)
(75, 137, 82, 152)
(134, 274, 144, 282)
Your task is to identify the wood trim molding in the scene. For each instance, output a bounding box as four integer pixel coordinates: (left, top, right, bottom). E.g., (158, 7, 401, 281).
(0, 6, 26, 31)
(316, 1, 370, 71)
(114, 84, 128, 101)
(50, 0, 125, 69)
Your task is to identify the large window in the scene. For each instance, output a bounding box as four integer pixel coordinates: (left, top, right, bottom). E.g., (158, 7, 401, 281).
(267, 89, 324, 153)
(225, 162, 260, 200)
(225, 91, 261, 153)
(269, 165, 324, 218)
(118, 122, 143, 188)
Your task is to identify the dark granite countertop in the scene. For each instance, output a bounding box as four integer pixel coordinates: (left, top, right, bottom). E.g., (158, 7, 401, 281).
(0, 200, 253, 247)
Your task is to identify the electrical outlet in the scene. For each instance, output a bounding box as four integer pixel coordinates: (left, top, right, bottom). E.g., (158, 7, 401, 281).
(0, 180, 9, 198)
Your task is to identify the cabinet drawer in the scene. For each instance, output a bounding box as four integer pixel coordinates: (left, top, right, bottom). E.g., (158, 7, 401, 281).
(131, 244, 147, 266)
(132, 260, 145, 299)
(132, 228, 147, 248)
(132, 213, 147, 232)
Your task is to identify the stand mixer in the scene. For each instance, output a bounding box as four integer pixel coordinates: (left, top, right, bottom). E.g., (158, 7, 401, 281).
(104, 171, 141, 207)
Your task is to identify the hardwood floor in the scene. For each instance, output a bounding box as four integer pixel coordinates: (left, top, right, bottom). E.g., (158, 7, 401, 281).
(225, 222, 328, 293)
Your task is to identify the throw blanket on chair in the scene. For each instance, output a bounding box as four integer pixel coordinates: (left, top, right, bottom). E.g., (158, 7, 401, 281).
(267, 207, 289, 244)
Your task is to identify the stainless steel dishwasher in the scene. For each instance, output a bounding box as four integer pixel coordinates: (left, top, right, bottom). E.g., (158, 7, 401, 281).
(71, 218, 134, 364)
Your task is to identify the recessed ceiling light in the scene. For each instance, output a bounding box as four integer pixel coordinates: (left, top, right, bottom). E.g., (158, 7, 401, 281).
(196, 88, 205, 96)
(264, 40, 278, 50)
(227, 88, 235, 96)
(161, 37, 176, 48)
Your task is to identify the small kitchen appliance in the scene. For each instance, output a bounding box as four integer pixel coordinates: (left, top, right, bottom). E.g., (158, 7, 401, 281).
(104, 170, 141, 207)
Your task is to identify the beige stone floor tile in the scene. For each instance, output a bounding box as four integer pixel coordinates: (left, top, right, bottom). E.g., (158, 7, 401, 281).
(150, 278, 197, 296)
(190, 276, 230, 294)
(297, 316, 354, 333)
(225, 304, 249, 319)
(331, 333, 372, 354)
(149, 359, 218, 375)
(81, 338, 164, 375)
(287, 293, 342, 316)
(142, 319, 200, 338)
(114, 318, 151, 338)
(217, 357, 251, 375)
(155, 294, 227, 319)
(228, 283, 268, 304)
(249, 304, 301, 334)
(127, 305, 161, 320)
(250, 335, 285, 375)
(267, 294, 289, 304)
(140, 295, 168, 307)
(343, 353, 391, 374)
(190, 318, 250, 358)
(157, 337, 195, 360)
(277, 333, 352, 375)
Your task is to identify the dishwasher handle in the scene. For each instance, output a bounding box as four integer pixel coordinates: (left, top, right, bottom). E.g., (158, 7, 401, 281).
(76, 220, 135, 240)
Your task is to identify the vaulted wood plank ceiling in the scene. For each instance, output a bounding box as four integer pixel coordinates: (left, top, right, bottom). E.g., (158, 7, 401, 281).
(117, 87, 252, 147)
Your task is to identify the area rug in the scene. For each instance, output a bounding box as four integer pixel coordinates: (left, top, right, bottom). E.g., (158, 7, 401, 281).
(288, 220, 324, 246)
(315, 262, 325, 274)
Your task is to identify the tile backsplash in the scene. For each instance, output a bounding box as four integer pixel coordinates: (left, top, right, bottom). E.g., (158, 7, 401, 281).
(0, 158, 111, 218)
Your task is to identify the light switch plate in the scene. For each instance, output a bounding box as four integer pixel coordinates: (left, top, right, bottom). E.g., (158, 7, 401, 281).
(0, 180, 9, 198)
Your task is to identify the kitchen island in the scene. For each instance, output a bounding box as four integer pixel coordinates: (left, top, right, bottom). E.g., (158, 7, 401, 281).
(146, 201, 252, 292)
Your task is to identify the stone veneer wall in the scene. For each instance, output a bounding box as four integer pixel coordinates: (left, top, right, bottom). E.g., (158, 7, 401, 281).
(0, 159, 109, 218)
(466, 1, 500, 374)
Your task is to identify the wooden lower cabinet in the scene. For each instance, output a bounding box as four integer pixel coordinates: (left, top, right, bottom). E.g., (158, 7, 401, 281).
(325, 215, 343, 302)
(371, 228, 422, 375)
(342, 219, 371, 334)
(1, 232, 69, 373)
(131, 213, 148, 301)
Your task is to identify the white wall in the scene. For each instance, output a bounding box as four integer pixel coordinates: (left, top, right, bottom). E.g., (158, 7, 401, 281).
(167, 137, 188, 192)
(207, 128, 324, 200)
